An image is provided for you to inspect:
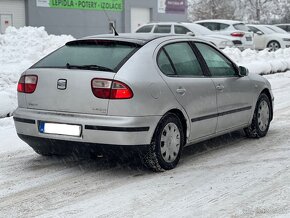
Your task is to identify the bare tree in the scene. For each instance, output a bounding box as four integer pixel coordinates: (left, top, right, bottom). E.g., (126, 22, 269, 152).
(188, 0, 236, 21)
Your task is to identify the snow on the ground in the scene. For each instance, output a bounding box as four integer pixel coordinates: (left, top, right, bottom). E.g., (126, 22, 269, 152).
(0, 26, 74, 118)
(0, 26, 290, 117)
(0, 72, 290, 217)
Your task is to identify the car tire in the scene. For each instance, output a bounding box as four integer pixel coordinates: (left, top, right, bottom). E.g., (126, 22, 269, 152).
(267, 40, 280, 51)
(141, 113, 185, 172)
(244, 93, 271, 138)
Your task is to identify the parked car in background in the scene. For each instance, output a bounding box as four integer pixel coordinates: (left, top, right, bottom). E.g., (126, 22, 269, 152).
(247, 24, 290, 51)
(134, 22, 236, 49)
(263, 25, 289, 34)
(276, 24, 290, 33)
(194, 19, 254, 50)
(14, 34, 273, 171)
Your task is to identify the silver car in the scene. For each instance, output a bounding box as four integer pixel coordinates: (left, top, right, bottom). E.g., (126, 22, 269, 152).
(14, 34, 274, 171)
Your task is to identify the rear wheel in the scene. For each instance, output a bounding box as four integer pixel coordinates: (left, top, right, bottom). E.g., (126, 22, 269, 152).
(267, 41, 280, 51)
(142, 113, 185, 172)
(244, 93, 271, 138)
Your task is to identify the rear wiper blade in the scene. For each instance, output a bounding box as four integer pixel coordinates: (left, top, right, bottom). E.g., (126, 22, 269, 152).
(66, 63, 114, 72)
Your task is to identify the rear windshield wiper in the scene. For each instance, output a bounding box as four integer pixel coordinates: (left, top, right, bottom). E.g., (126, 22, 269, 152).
(66, 63, 114, 72)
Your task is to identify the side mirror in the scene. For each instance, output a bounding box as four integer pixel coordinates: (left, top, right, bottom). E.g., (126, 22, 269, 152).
(186, 32, 195, 36)
(238, 66, 249, 77)
(256, 31, 263, 35)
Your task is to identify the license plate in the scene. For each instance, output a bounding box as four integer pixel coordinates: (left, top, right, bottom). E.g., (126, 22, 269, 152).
(246, 37, 252, 41)
(39, 122, 82, 137)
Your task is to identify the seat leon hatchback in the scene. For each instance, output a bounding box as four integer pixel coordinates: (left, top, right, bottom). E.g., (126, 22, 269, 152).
(14, 34, 274, 171)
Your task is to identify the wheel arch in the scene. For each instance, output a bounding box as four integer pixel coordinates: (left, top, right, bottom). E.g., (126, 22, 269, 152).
(151, 108, 190, 146)
(259, 88, 273, 121)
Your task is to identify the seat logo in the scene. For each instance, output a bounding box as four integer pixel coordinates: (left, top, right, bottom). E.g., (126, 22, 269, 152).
(57, 79, 67, 90)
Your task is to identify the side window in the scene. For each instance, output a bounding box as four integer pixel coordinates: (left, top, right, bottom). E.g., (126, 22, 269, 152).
(219, 23, 230, 30)
(248, 26, 261, 34)
(195, 43, 237, 77)
(174, 25, 191, 34)
(154, 25, 171, 33)
(160, 42, 203, 77)
(136, 25, 153, 33)
(157, 50, 175, 76)
(200, 22, 217, 31)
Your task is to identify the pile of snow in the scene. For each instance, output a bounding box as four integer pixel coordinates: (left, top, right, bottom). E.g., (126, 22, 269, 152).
(0, 26, 74, 118)
(223, 47, 290, 75)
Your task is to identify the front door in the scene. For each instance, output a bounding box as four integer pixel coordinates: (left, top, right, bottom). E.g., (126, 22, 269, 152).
(156, 41, 218, 141)
(195, 42, 254, 133)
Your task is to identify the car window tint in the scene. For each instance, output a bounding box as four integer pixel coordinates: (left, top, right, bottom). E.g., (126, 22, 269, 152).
(195, 43, 236, 77)
(136, 25, 153, 33)
(157, 50, 175, 76)
(248, 26, 262, 34)
(154, 25, 171, 33)
(163, 42, 203, 77)
(174, 25, 191, 34)
(220, 23, 230, 30)
(32, 40, 140, 71)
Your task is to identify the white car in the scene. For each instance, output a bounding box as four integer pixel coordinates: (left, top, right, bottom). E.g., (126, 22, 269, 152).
(247, 24, 290, 51)
(134, 22, 236, 49)
(276, 24, 290, 33)
(194, 19, 254, 50)
(264, 25, 289, 34)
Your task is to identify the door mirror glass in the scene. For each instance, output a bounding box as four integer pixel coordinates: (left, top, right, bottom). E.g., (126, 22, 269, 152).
(238, 66, 249, 76)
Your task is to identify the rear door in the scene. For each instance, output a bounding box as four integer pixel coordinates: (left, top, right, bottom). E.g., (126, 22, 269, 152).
(195, 42, 254, 132)
(156, 41, 218, 141)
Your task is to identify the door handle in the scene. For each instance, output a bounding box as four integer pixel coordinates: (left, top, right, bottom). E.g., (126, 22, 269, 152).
(216, 84, 225, 90)
(176, 88, 186, 95)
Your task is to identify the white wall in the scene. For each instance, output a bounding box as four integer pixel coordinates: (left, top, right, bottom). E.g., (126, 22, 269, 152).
(0, 0, 25, 33)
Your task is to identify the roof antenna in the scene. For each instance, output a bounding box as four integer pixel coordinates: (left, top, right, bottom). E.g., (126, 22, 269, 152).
(103, 10, 119, 36)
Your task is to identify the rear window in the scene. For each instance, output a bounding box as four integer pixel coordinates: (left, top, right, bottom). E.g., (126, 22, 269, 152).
(32, 40, 140, 72)
(136, 25, 153, 33)
(233, 23, 249, 31)
(198, 22, 229, 31)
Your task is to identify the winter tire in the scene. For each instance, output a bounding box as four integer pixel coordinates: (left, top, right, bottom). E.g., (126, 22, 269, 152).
(244, 93, 271, 138)
(267, 41, 280, 52)
(142, 113, 185, 172)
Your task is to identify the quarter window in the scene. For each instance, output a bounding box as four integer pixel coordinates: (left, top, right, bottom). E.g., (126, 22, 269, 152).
(157, 50, 175, 76)
(174, 25, 191, 34)
(158, 42, 203, 77)
(195, 43, 237, 77)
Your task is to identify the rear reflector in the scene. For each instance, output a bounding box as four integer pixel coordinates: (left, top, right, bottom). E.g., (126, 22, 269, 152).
(231, 32, 245, 37)
(91, 78, 133, 99)
(17, 75, 38, 94)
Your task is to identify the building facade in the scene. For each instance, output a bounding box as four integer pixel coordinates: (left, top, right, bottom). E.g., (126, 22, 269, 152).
(0, 0, 188, 37)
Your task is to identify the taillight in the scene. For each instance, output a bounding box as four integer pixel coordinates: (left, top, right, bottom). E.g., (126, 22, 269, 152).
(17, 75, 38, 94)
(91, 78, 133, 99)
(231, 32, 245, 37)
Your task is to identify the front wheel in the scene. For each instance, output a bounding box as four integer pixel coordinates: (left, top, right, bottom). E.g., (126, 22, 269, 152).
(142, 113, 185, 172)
(244, 93, 271, 138)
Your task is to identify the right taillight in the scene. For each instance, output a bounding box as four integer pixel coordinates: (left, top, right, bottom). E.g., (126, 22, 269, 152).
(91, 78, 133, 99)
(231, 32, 245, 37)
(17, 75, 38, 94)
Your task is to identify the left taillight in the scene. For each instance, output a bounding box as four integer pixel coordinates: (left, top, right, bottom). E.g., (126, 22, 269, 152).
(17, 75, 38, 94)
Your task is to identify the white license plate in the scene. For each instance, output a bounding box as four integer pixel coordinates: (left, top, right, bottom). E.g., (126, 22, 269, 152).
(39, 122, 82, 137)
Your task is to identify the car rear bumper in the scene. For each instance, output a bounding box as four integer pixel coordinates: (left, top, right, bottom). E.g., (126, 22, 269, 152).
(13, 108, 161, 146)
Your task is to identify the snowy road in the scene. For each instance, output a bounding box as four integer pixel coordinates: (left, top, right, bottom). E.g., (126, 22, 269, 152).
(1, 72, 290, 217)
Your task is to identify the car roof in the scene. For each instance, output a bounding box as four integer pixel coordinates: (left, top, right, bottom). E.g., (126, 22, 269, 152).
(195, 19, 245, 25)
(73, 33, 208, 45)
